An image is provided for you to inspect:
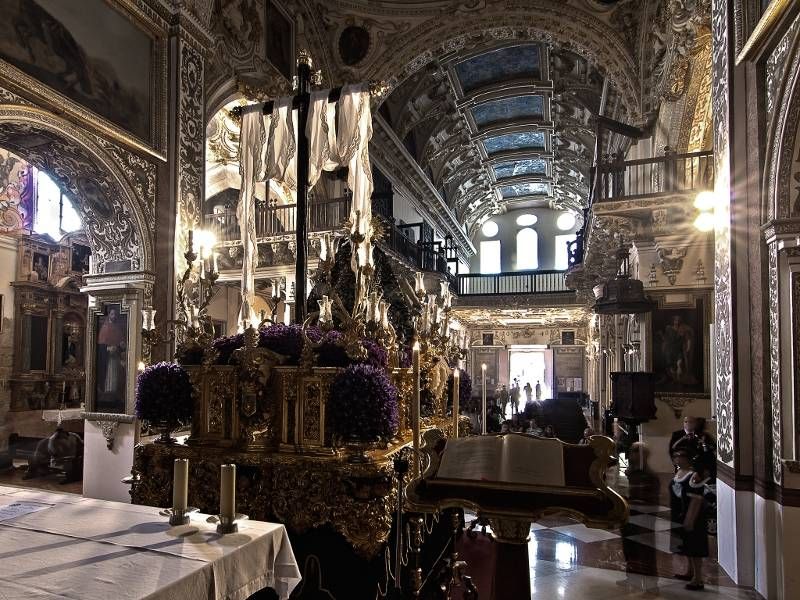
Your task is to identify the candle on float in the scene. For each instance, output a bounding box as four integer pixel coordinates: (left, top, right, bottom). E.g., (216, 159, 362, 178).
(412, 341, 421, 476)
(219, 464, 236, 519)
(172, 459, 189, 514)
(452, 368, 460, 439)
(212, 252, 219, 273)
(481, 363, 487, 435)
(61, 381, 66, 394)
(414, 272, 426, 296)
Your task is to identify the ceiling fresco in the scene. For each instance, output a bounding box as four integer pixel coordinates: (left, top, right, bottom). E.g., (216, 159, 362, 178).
(454, 45, 542, 93)
(492, 158, 548, 180)
(471, 95, 545, 128)
(482, 131, 547, 155)
(376, 37, 620, 236)
(498, 182, 550, 199)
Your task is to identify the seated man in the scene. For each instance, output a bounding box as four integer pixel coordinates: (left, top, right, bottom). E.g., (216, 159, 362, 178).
(24, 428, 83, 483)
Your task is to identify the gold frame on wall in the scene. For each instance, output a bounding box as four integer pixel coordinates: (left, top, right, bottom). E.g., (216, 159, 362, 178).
(645, 289, 713, 397)
(0, 0, 169, 159)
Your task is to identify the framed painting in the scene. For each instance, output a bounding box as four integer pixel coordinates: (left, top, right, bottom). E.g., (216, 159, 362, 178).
(266, 0, 295, 81)
(71, 243, 91, 274)
(94, 303, 128, 413)
(482, 332, 495, 346)
(651, 299, 705, 394)
(0, 0, 167, 156)
(32, 251, 49, 282)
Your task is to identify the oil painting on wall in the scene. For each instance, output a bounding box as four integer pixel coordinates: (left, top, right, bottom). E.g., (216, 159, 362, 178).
(95, 303, 128, 413)
(652, 300, 705, 394)
(0, 0, 153, 142)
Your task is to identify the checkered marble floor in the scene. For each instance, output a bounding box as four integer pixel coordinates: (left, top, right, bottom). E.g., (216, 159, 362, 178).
(462, 502, 756, 598)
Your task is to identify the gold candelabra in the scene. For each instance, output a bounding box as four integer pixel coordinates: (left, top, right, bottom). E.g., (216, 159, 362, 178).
(141, 229, 219, 365)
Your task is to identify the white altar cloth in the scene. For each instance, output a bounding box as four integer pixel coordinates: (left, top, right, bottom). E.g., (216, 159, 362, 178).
(0, 486, 301, 600)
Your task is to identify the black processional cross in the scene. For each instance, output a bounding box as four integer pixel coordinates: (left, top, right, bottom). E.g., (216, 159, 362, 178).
(232, 58, 361, 324)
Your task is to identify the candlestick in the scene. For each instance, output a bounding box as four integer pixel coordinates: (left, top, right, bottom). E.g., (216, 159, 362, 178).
(412, 341, 421, 477)
(452, 368, 459, 439)
(220, 464, 236, 520)
(481, 363, 487, 435)
(187, 229, 194, 254)
(173, 459, 188, 513)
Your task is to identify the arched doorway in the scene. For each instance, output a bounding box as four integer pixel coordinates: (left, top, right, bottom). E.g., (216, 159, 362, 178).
(0, 103, 155, 500)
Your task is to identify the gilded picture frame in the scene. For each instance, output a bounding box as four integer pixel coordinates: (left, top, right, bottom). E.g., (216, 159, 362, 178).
(0, 0, 168, 159)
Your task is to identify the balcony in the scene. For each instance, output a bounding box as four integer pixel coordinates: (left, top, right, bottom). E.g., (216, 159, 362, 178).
(205, 197, 451, 277)
(205, 197, 352, 245)
(592, 149, 713, 203)
(456, 270, 570, 296)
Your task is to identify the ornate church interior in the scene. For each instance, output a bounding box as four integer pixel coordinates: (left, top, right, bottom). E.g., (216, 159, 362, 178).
(0, 0, 796, 598)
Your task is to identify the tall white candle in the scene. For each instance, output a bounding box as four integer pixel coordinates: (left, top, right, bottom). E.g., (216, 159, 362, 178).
(172, 459, 189, 514)
(452, 369, 460, 439)
(412, 341, 421, 477)
(481, 363, 487, 435)
(220, 464, 236, 519)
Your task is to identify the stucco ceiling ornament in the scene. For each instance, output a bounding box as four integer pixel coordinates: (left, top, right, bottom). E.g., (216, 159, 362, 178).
(656, 247, 687, 285)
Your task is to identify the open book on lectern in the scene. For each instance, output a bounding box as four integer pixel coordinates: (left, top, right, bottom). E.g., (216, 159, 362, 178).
(433, 434, 566, 488)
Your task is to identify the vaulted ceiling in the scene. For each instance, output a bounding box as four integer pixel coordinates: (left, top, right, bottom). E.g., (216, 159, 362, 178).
(377, 41, 614, 234)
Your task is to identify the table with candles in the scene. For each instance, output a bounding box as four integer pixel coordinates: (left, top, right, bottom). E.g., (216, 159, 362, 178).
(0, 468, 301, 600)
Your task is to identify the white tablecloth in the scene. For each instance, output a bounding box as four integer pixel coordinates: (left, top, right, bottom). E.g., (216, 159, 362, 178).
(0, 486, 301, 600)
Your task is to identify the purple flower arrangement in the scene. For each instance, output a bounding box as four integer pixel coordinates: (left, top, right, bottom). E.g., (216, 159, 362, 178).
(135, 361, 193, 427)
(206, 323, 390, 370)
(328, 363, 399, 441)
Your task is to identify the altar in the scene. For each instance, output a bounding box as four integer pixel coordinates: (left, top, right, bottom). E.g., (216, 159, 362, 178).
(0, 485, 301, 599)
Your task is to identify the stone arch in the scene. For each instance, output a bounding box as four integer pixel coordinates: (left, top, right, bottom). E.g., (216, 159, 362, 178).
(0, 104, 153, 272)
(764, 23, 800, 221)
(361, 8, 641, 122)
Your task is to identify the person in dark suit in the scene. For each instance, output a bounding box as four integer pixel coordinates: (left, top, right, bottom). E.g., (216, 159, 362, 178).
(669, 416, 714, 464)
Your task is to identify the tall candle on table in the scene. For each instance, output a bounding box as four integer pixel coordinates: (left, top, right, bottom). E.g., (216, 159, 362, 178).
(412, 341, 421, 477)
(452, 368, 459, 439)
(220, 464, 236, 519)
(481, 363, 487, 435)
(172, 459, 189, 514)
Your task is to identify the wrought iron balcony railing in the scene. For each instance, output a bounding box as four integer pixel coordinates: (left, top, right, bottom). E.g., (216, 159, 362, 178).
(205, 197, 451, 277)
(456, 269, 569, 296)
(592, 149, 714, 203)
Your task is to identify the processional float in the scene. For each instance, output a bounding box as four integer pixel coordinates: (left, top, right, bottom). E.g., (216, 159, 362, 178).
(131, 53, 627, 600)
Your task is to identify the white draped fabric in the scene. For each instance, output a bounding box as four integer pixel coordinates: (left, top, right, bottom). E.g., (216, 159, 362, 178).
(236, 86, 374, 321)
(237, 110, 263, 328)
(307, 84, 374, 274)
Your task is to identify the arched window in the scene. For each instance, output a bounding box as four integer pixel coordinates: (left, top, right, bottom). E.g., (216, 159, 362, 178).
(34, 170, 81, 239)
(479, 240, 501, 274)
(516, 228, 538, 270)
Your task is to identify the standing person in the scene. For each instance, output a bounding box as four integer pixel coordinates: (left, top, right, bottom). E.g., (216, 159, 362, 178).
(535, 380, 542, 400)
(511, 381, 521, 416)
(523, 381, 533, 404)
(670, 450, 710, 590)
(670, 416, 715, 466)
(498, 384, 509, 419)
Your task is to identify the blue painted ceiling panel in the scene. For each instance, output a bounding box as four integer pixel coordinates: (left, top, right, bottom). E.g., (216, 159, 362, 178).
(471, 95, 544, 127)
(455, 45, 541, 92)
(482, 131, 546, 155)
(492, 158, 548, 179)
(498, 182, 550, 198)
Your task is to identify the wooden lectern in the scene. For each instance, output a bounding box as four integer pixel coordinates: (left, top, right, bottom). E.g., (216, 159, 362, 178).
(406, 430, 628, 599)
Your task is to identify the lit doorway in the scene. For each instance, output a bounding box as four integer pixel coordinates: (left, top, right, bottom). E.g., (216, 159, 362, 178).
(508, 346, 553, 417)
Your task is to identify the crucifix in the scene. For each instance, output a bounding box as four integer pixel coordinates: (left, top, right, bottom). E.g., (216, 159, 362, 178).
(232, 54, 384, 324)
